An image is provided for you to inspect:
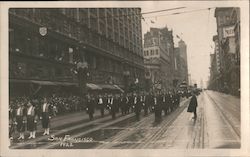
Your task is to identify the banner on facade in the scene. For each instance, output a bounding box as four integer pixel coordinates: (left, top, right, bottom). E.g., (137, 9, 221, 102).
(223, 26, 235, 38)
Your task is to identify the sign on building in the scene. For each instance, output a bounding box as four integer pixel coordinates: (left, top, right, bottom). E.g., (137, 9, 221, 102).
(223, 26, 235, 38)
(39, 27, 47, 36)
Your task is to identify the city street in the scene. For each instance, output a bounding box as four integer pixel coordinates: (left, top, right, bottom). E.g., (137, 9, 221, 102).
(10, 90, 240, 149)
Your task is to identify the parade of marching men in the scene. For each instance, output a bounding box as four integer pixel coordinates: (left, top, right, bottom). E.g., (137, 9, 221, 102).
(7, 5, 242, 149)
(9, 87, 194, 140)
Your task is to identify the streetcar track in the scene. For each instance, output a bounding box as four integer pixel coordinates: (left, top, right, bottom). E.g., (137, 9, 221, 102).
(96, 114, 155, 149)
(134, 98, 190, 149)
(97, 98, 190, 149)
(210, 94, 240, 117)
(38, 113, 138, 149)
(205, 91, 240, 140)
(185, 94, 203, 149)
(200, 94, 205, 148)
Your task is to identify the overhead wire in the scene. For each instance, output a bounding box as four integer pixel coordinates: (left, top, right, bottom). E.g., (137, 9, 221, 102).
(142, 7, 215, 19)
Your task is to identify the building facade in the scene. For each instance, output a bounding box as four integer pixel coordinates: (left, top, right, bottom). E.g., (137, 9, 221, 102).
(213, 35, 221, 74)
(177, 40, 189, 84)
(173, 45, 188, 87)
(9, 8, 144, 96)
(143, 27, 175, 92)
(209, 7, 240, 96)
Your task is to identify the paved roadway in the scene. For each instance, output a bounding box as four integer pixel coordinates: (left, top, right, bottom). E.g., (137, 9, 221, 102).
(10, 90, 240, 149)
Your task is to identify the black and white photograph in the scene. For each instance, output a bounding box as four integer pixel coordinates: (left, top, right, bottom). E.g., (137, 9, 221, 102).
(0, 1, 249, 156)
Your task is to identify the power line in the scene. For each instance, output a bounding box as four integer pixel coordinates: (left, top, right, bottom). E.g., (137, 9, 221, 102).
(142, 7, 186, 15)
(143, 7, 215, 19)
(55, 7, 216, 23)
(67, 7, 187, 21)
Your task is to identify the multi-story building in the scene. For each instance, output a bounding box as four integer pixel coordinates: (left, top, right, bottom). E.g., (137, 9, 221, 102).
(9, 8, 144, 96)
(143, 27, 175, 92)
(213, 35, 220, 74)
(173, 46, 188, 87)
(177, 40, 189, 84)
(208, 53, 219, 90)
(210, 7, 240, 95)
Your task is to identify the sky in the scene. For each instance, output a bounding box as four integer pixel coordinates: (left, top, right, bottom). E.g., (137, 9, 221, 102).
(140, 2, 219, 88)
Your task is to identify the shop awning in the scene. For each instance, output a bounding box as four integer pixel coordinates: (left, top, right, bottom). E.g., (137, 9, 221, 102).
(113, 85, 124, 93)
(97, 84, 124, 93)
(86, 83, 102, 90)
(10, 79, 78, 86)
(98, 84, 117, 90)
(30, 80, 56, 86)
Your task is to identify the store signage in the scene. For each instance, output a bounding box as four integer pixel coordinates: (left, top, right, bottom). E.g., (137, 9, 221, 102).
(39, 27, 47, 36)
(223, 26, 235, 38)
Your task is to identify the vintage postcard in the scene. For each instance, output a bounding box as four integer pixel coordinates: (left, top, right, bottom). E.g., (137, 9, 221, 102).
(0, 1, 249, 157)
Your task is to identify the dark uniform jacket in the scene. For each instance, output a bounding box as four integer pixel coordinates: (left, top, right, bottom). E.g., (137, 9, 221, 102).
(86, 98, 95, 114)
(134, 96, 142, 113)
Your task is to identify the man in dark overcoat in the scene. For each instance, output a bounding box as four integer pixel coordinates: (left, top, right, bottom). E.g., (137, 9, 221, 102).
(187, 92, 198, 119)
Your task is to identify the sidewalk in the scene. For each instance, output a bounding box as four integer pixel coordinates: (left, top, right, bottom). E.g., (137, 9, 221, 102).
(36, 109, 110, 131)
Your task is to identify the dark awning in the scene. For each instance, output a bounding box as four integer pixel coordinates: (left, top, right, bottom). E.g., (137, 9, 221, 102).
(10, 79, 78, 86)
(113, 85, 124, 93)
(98, 84, 117, 90)
(97, 84, 124, 93)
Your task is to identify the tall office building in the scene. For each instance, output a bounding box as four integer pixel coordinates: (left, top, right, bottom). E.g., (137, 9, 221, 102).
(143, 27, 175, 91)
(9, 8, 144, 96)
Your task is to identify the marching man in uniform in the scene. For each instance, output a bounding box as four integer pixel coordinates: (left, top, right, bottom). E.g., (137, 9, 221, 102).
(86, 94, 95, 120)
(98, 94, 105, 117)
(9, 100, 15, 140)
(133, 93, 141, 121)
(15, 101, 26, 140)
(125, 94, 130, 114)
(120, 93, 126, 116)
(40, 97, 52, 135)
(109, 94, 116, 119)
(26, 100, 37, 139)
(161, 93, 167, 116)
(154, 93, 162, 122)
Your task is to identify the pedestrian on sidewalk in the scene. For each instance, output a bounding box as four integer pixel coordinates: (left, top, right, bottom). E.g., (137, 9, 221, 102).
(187, 91, 198, 119)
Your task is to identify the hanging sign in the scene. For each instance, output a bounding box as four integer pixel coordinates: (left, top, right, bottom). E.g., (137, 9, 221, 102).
(223, 26, 235, 38)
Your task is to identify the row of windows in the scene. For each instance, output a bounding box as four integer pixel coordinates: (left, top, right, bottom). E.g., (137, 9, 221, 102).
(10, 25, 144, 71)
(10, 60, 76, 81)
(144, 49, 159, 56)
(9, 8, 143, 56)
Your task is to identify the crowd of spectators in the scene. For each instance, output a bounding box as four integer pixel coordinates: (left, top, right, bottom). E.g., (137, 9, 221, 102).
(9, 93, 83, 116)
